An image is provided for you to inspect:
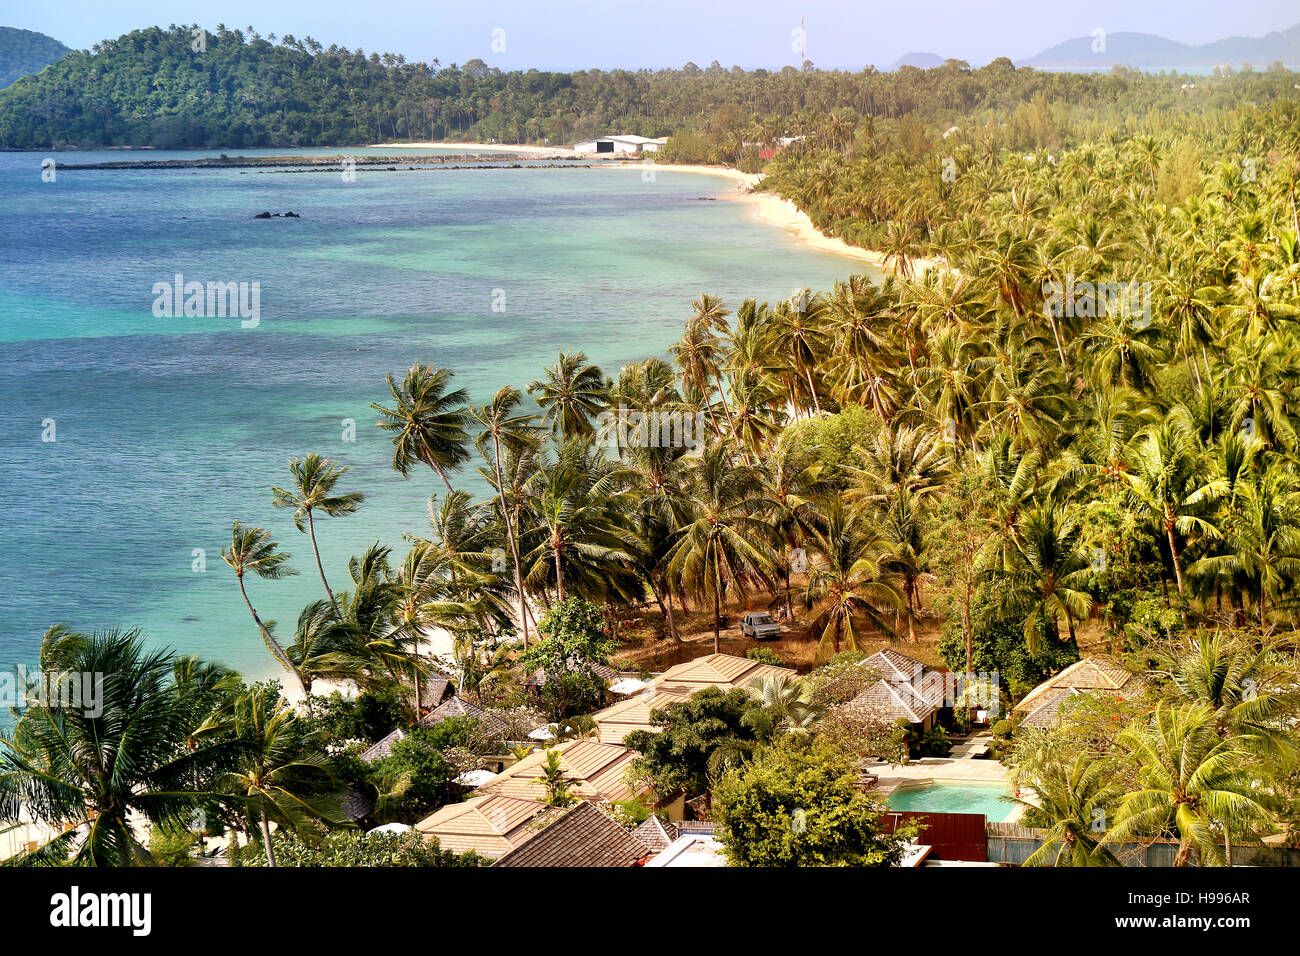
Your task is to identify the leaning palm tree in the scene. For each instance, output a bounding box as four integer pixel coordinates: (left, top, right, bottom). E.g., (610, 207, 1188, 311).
(271, 453, 364, 614)
(196, 685, 347, 867)
(0, 627, 240, 866)
(222, 522, 307, 700)
(1013, 752, 1123, 867)
(372, 363, 472, 494)
(803, 501, 903, 663)
(470, 386, 540, 646)
(1104, 701, 1276, 867)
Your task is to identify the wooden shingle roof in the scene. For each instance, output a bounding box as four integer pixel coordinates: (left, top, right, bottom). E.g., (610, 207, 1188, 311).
(859, 648, 928, 683)
(524, 661, 620, 688)
(653, 653, 794, 694)
(633, 815, 679, 853)
(589, 686, 692, 743)
(848, 677, 940, 724)
(1014, 656, 1148, 728)
(359, 728, 406, 762)
(492, 802, 651, 868)
(420, 696, 510, 738)
(415, 794, 548, 859)
(476, 739, 640, 803)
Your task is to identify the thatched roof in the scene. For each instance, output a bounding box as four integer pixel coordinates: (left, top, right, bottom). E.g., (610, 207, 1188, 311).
(492, 802, 650, 868)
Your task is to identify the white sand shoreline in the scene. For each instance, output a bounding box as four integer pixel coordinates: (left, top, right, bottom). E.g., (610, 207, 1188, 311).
(596, 161, 944, 273)
(369, 140, 572, 155)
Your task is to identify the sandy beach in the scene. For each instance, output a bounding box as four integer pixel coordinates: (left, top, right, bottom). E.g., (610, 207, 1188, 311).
(596, 160, 945, 274)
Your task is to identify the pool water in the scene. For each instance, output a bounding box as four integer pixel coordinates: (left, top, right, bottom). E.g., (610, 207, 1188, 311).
(886, 782, 1017, 822)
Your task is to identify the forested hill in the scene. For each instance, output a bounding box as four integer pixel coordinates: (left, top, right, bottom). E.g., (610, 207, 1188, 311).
(0, 26, 69, 89)
(1, 23, 1298, 151)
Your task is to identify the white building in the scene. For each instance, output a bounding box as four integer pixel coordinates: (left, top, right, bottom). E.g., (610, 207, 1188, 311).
(573, 134, 667, 154)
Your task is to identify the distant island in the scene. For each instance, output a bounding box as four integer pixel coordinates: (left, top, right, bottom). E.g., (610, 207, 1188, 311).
(0, 26, 68, 88)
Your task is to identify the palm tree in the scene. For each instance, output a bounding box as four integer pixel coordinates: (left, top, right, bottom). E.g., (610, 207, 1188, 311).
(1125, 420, 1220, 595)
(668, 441, 776, 652)
(527, 350, 607, 440)
(222, 522, 307, 700)
(0, 628, 239, 865)
(803, 501, 903, 663)
(1014, 751, 1123, 867)
(470, 386, 539, 646)
(991, 504, 1093, 649)
(271, 453, 364, 614)
(196, 685, 347, 867)
(1105, 702, 1275, 867)
(373, 363, 471, 494)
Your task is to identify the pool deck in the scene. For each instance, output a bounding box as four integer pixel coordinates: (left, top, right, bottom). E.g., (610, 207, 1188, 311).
(864, 756, 1028, 823)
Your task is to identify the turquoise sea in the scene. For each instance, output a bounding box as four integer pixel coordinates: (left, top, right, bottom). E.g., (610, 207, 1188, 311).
(0, 147, 872, 688)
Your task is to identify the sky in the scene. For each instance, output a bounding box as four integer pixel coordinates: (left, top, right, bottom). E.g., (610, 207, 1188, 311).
(7, 0, 1299, 70)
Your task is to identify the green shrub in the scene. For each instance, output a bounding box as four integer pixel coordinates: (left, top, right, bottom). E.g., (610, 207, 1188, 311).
(746, 647, 786, 667)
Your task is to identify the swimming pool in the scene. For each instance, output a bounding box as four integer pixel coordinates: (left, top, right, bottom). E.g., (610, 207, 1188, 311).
(886, 781, 1017, 822)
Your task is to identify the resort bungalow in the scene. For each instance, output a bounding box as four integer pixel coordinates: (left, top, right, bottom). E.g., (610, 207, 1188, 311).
(652, 652, 794, 695)
(849, 649, 949, 733)
(589, 686, 693, 744)
(415, 793, 547, 859)
(573, 134, 667, 153)
(492, 802, 653, 867)
(1013, 656, 1149, 729)
(474, 738, 641, 804)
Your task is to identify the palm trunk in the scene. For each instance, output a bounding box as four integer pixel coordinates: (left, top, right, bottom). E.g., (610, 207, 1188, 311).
(238, 576, 308, 701)
(664, 582, 681, 643)
(260, 814, 278, 868)
(422, 447, 455, 495)
(712, 553, 723, 654)
(804, 366, 822, 415)
(1166, 518, 1186, 594)
(492, 435, 529, 648)
(306, 510, 340, 615)
(553, 545, 564, 602)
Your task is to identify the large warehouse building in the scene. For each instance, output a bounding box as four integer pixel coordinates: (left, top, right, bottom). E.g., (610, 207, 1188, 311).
(573, 134, 667, 154)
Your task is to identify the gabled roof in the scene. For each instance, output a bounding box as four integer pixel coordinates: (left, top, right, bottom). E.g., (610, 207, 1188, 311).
(419, 675, 455, 708)
(524, 661, 620, 688)
(1014, 656, 1148, 729)
(859, 648, 929, 684)
(492, 802, 650, 868)
(633, 815, 679, 853)
(589, 686, 693, 743)
(849, 676, 940, 724)
(359, 728, 406, 762)
(340, 788, 373, 823)
(476, 739, 640, 803)
(415, 794, 549, 859)
(653, 653, 794, 694)
(420, 696, 510, 738)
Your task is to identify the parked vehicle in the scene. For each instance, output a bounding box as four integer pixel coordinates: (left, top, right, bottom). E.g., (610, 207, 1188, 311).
(740, 611, 781, 640)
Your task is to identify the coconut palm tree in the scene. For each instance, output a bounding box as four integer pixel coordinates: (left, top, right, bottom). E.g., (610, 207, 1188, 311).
(0, 627, 239, 866)
(470, 386, 539, 646)
(990, 504, 1093, 649)
(373, 363, 472, 494)
(196, 685, 347, 867)
(668, 441, 777, 652)
(803, 501, 903, 663)
(222, 522, 307, 700)
(527, 350, 607, 440)
(271, 453, 364, 614)
(1105, 702, 1275, 867)
(1013, 751, 1123, 867)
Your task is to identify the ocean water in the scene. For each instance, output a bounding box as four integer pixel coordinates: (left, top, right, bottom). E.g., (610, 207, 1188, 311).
(0, 147, 872, 687)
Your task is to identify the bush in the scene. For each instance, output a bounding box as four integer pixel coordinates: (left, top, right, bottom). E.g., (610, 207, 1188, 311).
(231, 830, 481, 867)
(991, 719, 1013, 740)
(782, 406, 880, 485)
(310, 685, 411, 743)
(745, 647, 786, 667)
(712, 738, 913, 866)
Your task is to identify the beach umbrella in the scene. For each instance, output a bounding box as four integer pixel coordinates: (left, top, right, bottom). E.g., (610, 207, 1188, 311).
(367, 823, 412, 835)
(454, 769, 498, 788)
(608, 677, 647, 695)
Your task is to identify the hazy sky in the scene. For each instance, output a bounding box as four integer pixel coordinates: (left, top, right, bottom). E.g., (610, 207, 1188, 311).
(9, 0, 1299, 69)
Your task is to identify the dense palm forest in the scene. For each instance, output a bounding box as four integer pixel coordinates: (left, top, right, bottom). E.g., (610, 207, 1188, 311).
(2, 21, 1299, 149)
(0, 27, 68, 90)
(4, 31, 1300, 865)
